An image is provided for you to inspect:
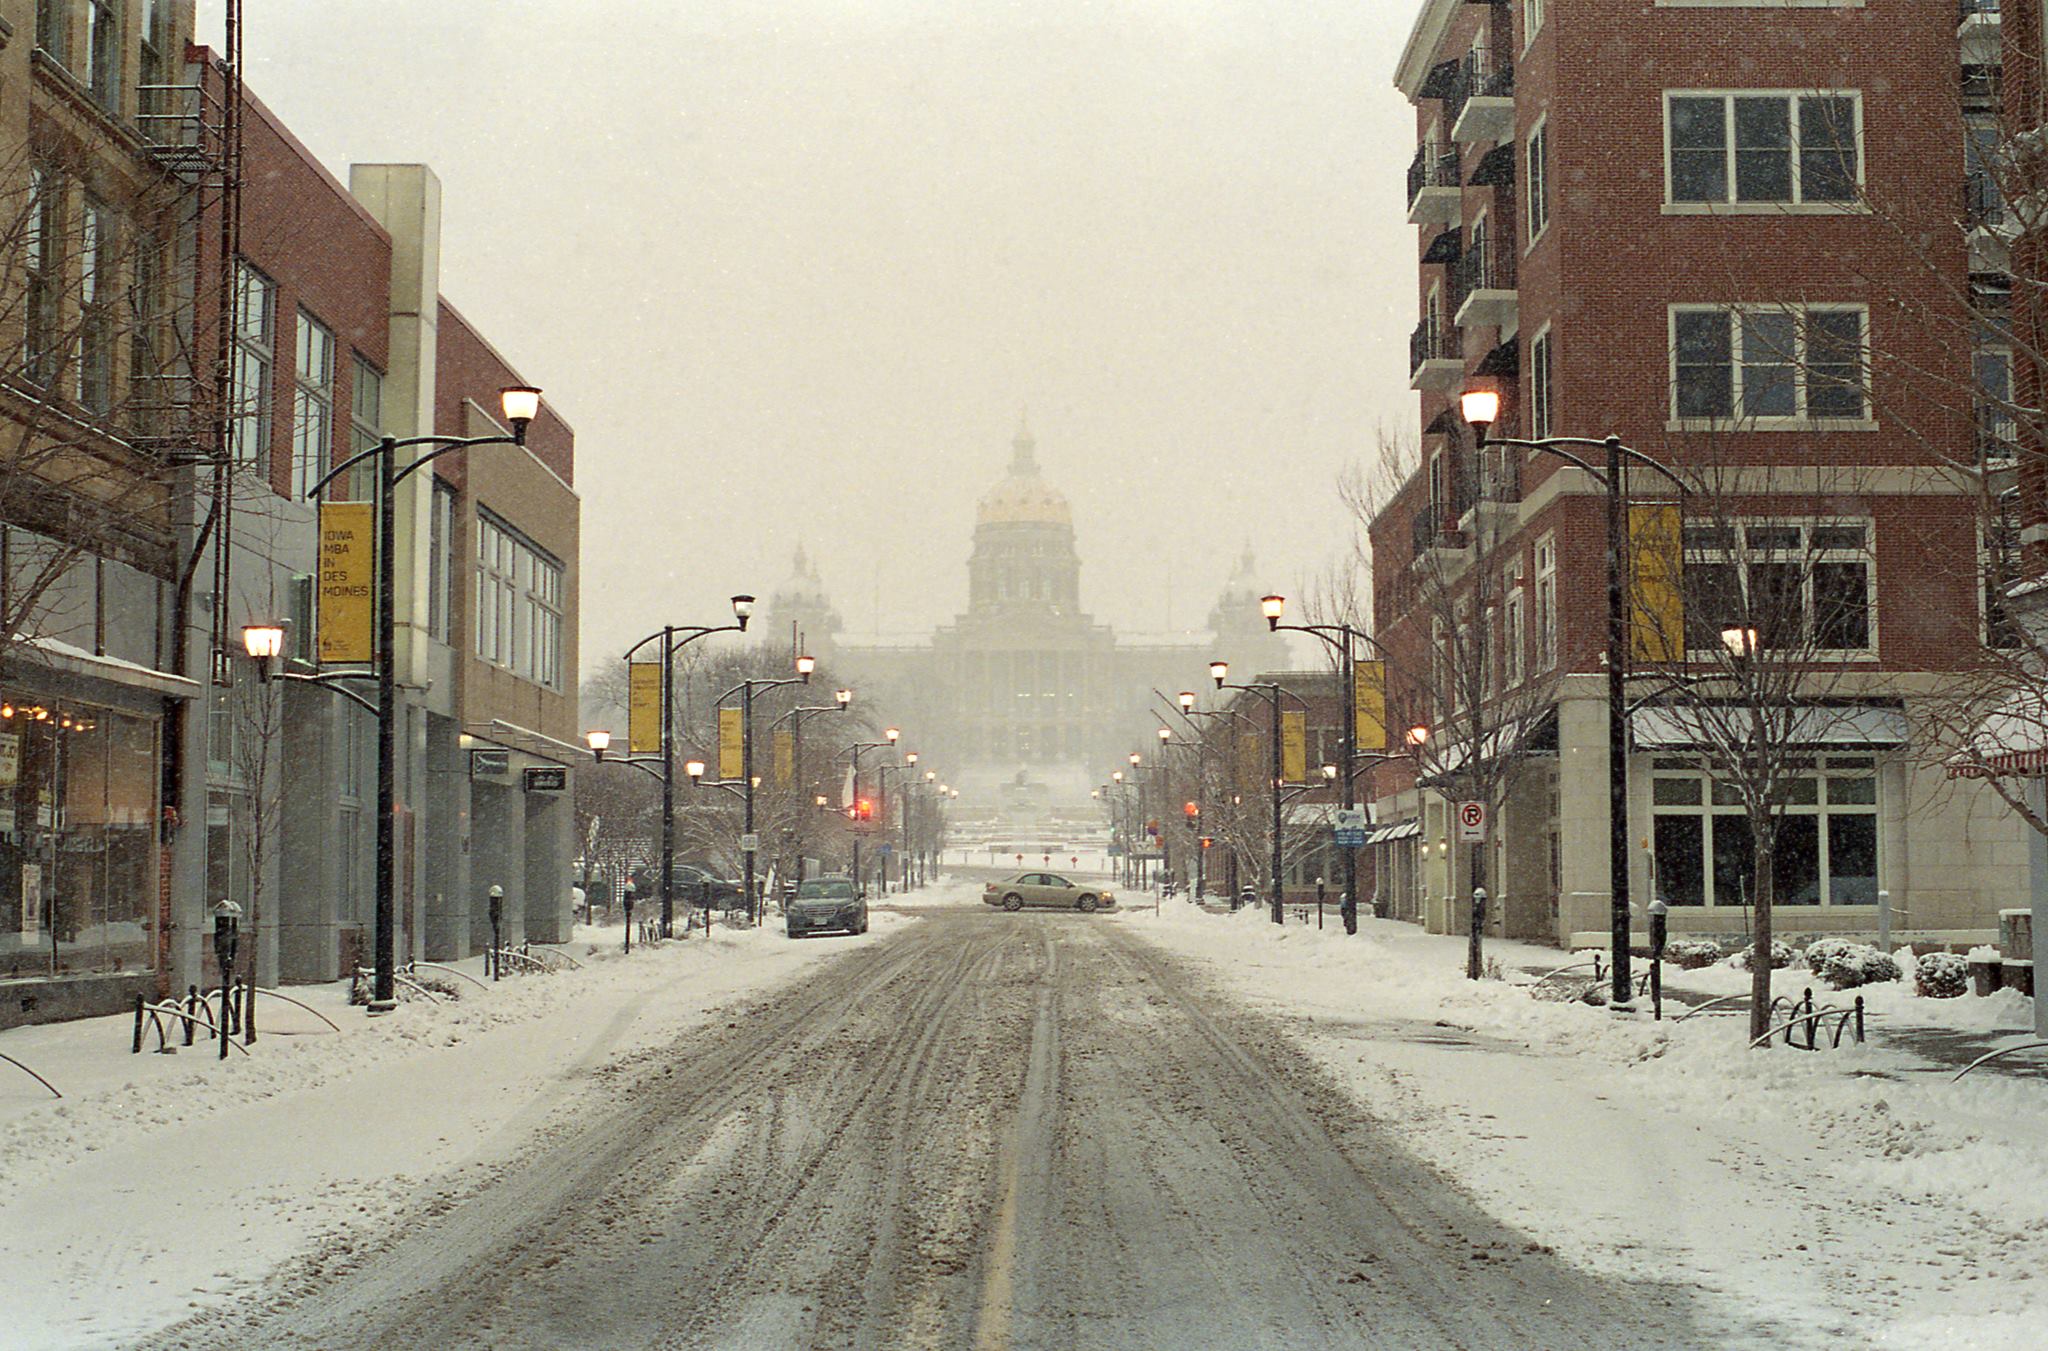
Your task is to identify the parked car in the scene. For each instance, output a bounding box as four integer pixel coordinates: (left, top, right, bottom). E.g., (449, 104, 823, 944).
(629, 863, 744, 911)
(786, 876, 868, 938)
(981, 872, 1115, 913)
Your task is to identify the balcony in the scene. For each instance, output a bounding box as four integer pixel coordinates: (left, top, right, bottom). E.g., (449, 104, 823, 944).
(1447, 48, 1514, 144)
(1410, 320, 1463, 392)
(1409, 509, 1469, 565)
(1406, 142, 1461, 226)
(1961, 0, 2001, 65)
(1453, 236, 1517, 329)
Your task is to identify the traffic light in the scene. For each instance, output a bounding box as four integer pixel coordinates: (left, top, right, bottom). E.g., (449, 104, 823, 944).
(1183, 801, 1200, 820)
(855, 798, 874, 822)
(1199, 835, 1214, 850)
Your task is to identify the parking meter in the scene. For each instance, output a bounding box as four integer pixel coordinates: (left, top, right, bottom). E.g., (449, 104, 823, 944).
(622, 880, 637, 953)
(211, 898, 242, 978)
(1649, 896, 1670, 1020)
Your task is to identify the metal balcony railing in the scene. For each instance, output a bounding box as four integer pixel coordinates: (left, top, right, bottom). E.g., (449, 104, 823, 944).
(1406, 142, 1460, 208)
(1444, 47, 1513, 134)
(1961, 0, 2001, 20)
(1410, 320, 1458, 374)
(1454, 234, 1516, 298)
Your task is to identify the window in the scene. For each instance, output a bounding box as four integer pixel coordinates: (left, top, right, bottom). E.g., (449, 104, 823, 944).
(1966, 117, 2005, 227)
(1670, 305, 1866, 424)
(1975, 346, 2015, 463)
(342, 356, 382, 502)
(229, 261, 275, 467)
(1534, 534, 1557, 670)
(1528, 325, 1553, 440)
(1681, 521, 1873, 654)
(1522, 0, 1544, 45)
(1666, 91, 1860, 206)
(37, 0, 69, 65)
(474, 511, 564, 688)
(77, 198, 113, 413)
(128, 227, 166, 435)
(24, 168, 59, 385)
(138, 0, 165, 122)
(84, 0, 119, 107)
(1503, 562, 1526, 688)
(1526, 118, 1550, 243)
(290, 312, 334, 499)
(1651, 755, 1878, 907)
(428, 480, 456, 643)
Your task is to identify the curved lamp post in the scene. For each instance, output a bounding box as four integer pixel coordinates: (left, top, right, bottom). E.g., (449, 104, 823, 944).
(303, 385, 542, 1013)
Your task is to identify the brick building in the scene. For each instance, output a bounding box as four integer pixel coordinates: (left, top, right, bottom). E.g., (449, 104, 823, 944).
(1374, 0, 2022, 948)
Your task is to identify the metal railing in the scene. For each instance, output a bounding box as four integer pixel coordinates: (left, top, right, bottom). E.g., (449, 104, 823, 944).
(1966, 171, 2006, 228)
(1410, 319, 1458, 374)
(1454, 234, 1516, 298)
(1406, 142, 1460, 206)
(1445, 46, 1514, 132)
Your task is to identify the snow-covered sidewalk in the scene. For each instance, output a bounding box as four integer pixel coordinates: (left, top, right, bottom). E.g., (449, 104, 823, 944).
(0, 912, 910, 1349)
(1118, 902, 2048, 1350)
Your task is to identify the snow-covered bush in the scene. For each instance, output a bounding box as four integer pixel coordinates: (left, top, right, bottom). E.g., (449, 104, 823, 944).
(1662, 938, 1723, 970)
(1801, 937, 1853, 973)
(1915, 951, 1969, 999)
(1813, 942, 1900, 990)
(1729, 940, 1793, 971)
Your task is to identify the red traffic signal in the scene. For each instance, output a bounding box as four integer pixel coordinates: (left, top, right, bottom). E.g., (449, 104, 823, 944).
(1183, 801, 1200, 819)
(1199, 835, 1214, 849)
(855, 798, 874, 821)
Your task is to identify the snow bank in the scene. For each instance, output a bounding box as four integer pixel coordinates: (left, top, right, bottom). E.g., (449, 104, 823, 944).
(1119, 902, 2048, 1349)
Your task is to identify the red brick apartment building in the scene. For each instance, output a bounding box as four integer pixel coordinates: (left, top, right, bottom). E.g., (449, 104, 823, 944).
(1371, 0, 2025, 949)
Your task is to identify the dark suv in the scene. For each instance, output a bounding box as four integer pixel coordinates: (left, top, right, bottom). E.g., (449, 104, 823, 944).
(785, 876, 868, 938)
(631, 863, 744, 911)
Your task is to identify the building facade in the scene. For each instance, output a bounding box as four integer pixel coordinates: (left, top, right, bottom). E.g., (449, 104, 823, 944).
(1376, 0, 2020, 948)
(765, 422, 1284, 814)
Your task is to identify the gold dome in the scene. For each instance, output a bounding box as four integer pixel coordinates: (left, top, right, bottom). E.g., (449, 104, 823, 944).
(975, 421, 1071, 527)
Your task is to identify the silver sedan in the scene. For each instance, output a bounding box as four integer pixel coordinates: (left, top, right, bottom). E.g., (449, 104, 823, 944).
(981, 872, 1116, 913)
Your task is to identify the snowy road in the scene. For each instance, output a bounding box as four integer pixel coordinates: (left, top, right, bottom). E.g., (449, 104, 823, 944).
(142, 909, 1702, 1350)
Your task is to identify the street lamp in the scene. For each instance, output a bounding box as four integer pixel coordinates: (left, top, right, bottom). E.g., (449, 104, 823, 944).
(304, 385, 546, 1012)
(698, 652, 813, 922)
(1257, 590, 1396, 934)
(1462, 383, 1686, 1009)
(612, 593, 755, 939)
(1212, 657, 1311, 925)
(585, 729, 612, 757)
(769, 686, 852, 884)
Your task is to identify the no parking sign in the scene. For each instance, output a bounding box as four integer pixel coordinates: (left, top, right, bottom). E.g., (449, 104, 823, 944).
(1456, 800, 1486, 842)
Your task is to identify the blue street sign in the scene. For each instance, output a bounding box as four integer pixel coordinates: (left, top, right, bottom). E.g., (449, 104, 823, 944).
(879, 843, 893, 855)
(1334, 829, 1367, 848)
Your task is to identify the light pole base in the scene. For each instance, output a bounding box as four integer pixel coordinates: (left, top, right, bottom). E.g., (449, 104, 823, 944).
(1607, 1000, 1640, 1018)
(366, 999, 398, 1016)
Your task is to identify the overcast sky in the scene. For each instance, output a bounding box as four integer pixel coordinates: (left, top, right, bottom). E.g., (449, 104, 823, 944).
(197, 1, 1421, 665)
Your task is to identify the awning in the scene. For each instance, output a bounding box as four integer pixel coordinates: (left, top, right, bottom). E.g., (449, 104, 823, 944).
(1417, 711, 1557, 784)
(1363, 820, 1421, 846)
(1421, 229, 1462, 265)
(1631, 704, 1908, 751)
(463, 718, 583, 767)
(11, 636, 202, 700)
(1283, 802, 1337, 827)
(1950, 689, 2048, 777)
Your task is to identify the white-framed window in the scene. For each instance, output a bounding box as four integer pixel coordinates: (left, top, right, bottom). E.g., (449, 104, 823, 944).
(229, 260, 275, 467)
(1522, 0, 1545, 46)
(1425, 279, 1445, 352)
(1681, 520, 1874, 655)
(36, 0, 69, 66)
(1670, 304, 1867, 425)
(1526, 117, 1550, 244)
(1665, 90, 1861, 207)
(290, 310, 334, 499)
(1503, 561, 1526, 687)
(77, 196, 114, 413)
(428, 479, 456, 643)
(475, 510, 564, 689)
(24, 167, 57, 384)
(1528, 324, 1553, 440)
(1651, 754, 1877, 907)
(1534, 533, 1557, 670)
(1468, 207, 1492, 290)
(1975, 345, 2015, 464)
(337, 355, 381, 502)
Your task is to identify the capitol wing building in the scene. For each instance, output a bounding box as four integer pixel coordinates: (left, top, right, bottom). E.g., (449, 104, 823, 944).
(766, 425, 1283, 813)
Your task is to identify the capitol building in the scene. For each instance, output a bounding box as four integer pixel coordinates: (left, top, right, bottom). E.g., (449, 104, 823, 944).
(765, 423, 1284, 810)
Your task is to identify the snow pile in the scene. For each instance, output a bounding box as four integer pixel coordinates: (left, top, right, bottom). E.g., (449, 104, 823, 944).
(1118, 902, 2048, 1348)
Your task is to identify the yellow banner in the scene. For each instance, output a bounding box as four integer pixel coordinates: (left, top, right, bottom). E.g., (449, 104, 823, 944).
(718, 707, 744, 781)
(773, 729, 794, 788)
(1281, 709, 1307, 785)
(1629, 504, 1684, 663)
(1353, 660, 1386, 751)
(627, 663, 661, 754)
(316, 502, 374, 663)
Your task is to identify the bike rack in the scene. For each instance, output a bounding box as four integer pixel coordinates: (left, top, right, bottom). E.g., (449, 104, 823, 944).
(353, 968, 443, 1005)
(410, 960, 489, 992)
(0, 1050, 60, 1099)
(131, 995, 253, 1055)
(490, 948, 554, 976)
(1951, 1040, 2048, 1082)
(1746, 993, 1866, 1051)
(1673, 992, 1752, 1023)
(522, 945, 584, 970)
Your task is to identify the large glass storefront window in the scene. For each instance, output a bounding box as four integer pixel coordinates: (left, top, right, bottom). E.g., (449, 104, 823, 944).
(0, 697, 158, 979)
(1649, 754, 1878, 908)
